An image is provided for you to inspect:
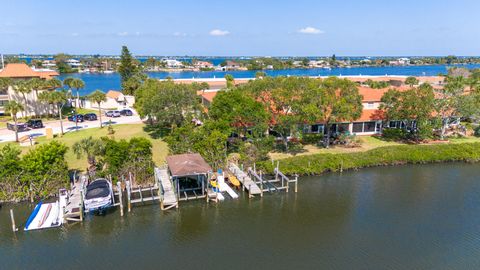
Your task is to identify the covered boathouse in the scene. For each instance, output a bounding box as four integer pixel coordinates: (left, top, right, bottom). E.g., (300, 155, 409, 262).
(166, 153, 212, 201)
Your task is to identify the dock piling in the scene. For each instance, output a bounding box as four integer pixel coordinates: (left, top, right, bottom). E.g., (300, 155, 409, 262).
(117, 181, 124, 217)
(79, 190, 84, 221)
(10, 209, 17, 232)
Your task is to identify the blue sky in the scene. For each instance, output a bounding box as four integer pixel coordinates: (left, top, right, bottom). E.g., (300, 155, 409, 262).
(1, 0, 479, 56)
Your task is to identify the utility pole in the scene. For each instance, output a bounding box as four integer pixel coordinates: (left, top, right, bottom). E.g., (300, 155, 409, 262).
(1, 54, 4, 69)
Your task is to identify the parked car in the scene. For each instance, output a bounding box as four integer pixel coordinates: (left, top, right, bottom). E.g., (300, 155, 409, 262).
(26, 119, 44, 129)
(68, 114, 84, 122)
(105, 110, 121, 117)
(83, 113, 98, 121)
(120, 109, 133, 116)
(7, 122, 29, 132)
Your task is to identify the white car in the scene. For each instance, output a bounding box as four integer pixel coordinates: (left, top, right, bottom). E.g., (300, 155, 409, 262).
(105, 110, 121, 117)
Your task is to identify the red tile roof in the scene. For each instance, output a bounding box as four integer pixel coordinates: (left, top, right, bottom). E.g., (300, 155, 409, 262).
(0, 63, 58, 79)
(200, 91, 217, 103)
(106, 90, 122, 99)
(357, 109, 386, 121)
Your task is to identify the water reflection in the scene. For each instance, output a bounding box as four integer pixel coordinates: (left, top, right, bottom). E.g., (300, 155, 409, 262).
(2, 163, 480, 269)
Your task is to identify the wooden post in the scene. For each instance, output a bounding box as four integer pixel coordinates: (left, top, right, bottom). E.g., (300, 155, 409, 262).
(126, 180, 131, 212)
(117, 182, 124, 217)
(139, 185, 143, 203)
(295, 175, 298, 193)
(10, 209, 17, 232)
(79, 190, 84, 221)
(30, 184, 34, 203)
(260, 171, 264, 197)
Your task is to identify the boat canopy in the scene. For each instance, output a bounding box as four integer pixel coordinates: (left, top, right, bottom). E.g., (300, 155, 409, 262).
(166, 153, 212, 177)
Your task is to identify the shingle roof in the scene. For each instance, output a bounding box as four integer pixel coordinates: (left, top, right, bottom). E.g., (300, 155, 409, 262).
(166, 153, 212, 176)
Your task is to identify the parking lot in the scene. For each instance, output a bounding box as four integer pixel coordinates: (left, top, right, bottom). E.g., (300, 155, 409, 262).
(0, 111, 142, 143)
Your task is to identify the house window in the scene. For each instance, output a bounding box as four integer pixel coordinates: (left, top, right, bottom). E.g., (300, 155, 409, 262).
(310, 124, 324, 134)
(366, 102, 375, 109)
(338, 123, 349, 133)
(364, 122, 376, 132)
(353, 122, 364, 133)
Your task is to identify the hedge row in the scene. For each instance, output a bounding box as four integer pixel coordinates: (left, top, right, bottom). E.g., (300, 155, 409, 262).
(259, 143, 480, 175)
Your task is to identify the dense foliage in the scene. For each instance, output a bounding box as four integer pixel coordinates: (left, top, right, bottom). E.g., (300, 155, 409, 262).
(135, 79, 201, 129)
(0, 141, 69, 202)
(259, 143, 480, 175)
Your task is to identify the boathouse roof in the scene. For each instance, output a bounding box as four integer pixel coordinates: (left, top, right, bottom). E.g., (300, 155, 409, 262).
(166, 153, 212, 177)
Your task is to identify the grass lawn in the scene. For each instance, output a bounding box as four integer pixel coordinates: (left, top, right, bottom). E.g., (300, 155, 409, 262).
(20, 123, 169, 171)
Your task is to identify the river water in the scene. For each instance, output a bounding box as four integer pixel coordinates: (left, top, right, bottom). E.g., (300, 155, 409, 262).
(58, 64, 480, 96)
(2, 163, 480, 269)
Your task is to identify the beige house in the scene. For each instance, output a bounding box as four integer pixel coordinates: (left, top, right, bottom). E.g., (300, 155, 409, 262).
(85, 90, 135, 110)
(0, 63, 59, 117)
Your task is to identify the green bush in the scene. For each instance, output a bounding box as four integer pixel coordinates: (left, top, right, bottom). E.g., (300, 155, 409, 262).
(474, 126, 480, 137)
(258, 143, 480, 175)
(301, 133, 323, 145)
(382, 128, 408, 141)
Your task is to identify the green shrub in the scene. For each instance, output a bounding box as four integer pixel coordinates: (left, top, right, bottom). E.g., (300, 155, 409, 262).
(382, 128, 408, 141)
(258, 143, 480, 175)
(301, 134, 323, 145)
(474, 126, 480, 137)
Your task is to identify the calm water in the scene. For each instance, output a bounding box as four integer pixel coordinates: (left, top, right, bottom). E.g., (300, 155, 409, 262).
(2, 163, 480, 269)
(59, 64, 480, 96)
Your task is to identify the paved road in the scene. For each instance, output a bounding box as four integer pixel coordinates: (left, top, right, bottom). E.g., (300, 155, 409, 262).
(0, 114, 142, 143)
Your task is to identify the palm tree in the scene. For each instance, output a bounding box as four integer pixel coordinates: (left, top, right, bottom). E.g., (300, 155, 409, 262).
(4, 101, 24, 142)
(64, 78, 85, 108)
(37, 91, 54, 116)
(51, 90, 68, 135)
(29, 78, 47, 116)
(0, 78, 12, 93)
(88, 90, 107, 128)
(13, 80, 32, 117)
(73, 137, 104, 176)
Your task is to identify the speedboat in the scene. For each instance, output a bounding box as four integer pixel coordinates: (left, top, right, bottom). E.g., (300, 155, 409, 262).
(84, 179, 113, 213)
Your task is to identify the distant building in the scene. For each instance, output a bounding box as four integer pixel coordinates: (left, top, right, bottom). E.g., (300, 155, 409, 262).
(224, 61, 240, 70)
(86, 90, 135, 110)
(194, 61, 213, 69)
(66, 59, 82, 68)
(0, 63, 59, 116)
(42, 60, 56, 68)
(162, 59, 184, 68)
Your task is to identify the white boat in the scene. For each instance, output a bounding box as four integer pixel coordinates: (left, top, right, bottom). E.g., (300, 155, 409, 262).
(24, 189, 68, 231)
(83, 179, 113, 212)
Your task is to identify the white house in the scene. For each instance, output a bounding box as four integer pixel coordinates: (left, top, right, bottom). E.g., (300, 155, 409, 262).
(162, 59, 184, 68)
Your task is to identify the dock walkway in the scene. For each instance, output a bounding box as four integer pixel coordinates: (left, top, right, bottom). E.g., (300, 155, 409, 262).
(155, 167, 178, 210)
(228, 163, 262, 196)
(64, 175, 86, 222)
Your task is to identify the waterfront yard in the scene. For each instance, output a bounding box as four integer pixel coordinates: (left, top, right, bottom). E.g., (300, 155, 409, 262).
(23, 123, 169, 170)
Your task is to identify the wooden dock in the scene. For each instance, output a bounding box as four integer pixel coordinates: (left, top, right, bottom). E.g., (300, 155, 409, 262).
(228, 163, 262, 196)
(64, 174, 85, 222)
(155, 167, 178, 210)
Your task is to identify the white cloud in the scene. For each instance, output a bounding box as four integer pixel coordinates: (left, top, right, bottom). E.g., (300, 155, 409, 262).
(117, 32, 129, 36)
(71, 33, 80, 37)
(298, 27, 324, 35)
(209, 29, 230, 36)
(173, 32, 187, 37)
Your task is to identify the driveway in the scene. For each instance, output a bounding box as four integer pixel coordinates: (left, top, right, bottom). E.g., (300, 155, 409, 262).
(0, 114, 142, 143)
